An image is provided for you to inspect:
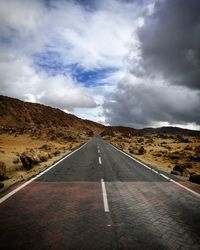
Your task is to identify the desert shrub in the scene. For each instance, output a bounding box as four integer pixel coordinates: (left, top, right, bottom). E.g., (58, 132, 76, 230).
(176, 135, 190, 143)
(184, 145, 192, 151)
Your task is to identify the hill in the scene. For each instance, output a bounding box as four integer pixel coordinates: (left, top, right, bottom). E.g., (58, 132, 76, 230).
(139, 126, 200, 136)
(0, 95, 105, 138)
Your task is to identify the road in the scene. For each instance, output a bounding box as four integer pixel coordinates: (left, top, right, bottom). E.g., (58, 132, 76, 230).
(0, 137, 200, 249)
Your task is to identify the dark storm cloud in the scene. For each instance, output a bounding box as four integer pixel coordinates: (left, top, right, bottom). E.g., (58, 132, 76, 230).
(104, 80, 200, 128)
(104, 0, 200, 128)
(136, 0, 200, 90)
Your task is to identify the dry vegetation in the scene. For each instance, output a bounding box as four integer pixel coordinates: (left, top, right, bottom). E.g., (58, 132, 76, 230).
(102, 131, 200, 183)
(0, 132, 91, 191)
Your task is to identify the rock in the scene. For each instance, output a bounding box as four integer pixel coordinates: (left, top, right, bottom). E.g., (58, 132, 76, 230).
(129, 145, 146, 155)
(52, 150, 61, 156)
(138, 138, 144, 143)
(13, 158, 20, 164)
(128, 147, 134, 154)
(38, 152, 49, 162)
(39, 144, 50, 151)
(194, 146, 200, 155)
(20, 151, 39, 170)
(87, 130, 94, 137)
(138, 146, 146, 155)
(171, 164, 190, 177)
(0, 161, 6, 181)
(0, 182, 4, 189)
(189, 174, 200, 184)
(171, 170, 181, 176)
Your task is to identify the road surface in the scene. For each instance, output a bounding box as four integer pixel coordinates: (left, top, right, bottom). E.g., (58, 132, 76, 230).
(0, 137, 200, 249)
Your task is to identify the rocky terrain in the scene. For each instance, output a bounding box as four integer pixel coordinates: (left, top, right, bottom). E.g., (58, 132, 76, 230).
(101, 130, 200, 184)
(0, 95, 106, 190)
(0, 95, 200, 191)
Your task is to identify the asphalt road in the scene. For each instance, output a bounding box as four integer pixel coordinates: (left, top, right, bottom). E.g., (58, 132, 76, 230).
(0, 137, 200, 249)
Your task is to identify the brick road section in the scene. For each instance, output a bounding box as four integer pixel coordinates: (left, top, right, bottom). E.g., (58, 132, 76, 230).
(0, 182, 115, 250)
(107, 181, 200, 250)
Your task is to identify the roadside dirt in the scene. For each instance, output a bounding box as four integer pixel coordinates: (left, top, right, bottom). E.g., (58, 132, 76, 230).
(103, 133, 200, 177)
(0, 133, 89, 191)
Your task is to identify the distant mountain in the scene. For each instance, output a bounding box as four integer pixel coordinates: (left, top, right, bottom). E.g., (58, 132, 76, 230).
(139, 126, 200, 135)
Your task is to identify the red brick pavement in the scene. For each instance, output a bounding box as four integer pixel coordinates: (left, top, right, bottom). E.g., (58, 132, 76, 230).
(0, 182, 115, 250)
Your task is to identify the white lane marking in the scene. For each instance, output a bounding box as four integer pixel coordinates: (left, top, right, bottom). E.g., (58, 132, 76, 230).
(98, 149, 100, 154)
(108, 142, 200, 198)
(101, 179, 109, 212)
(151, 169, 158, 174)
(0, 140, 90, 204)
(99, 156, 102, 165)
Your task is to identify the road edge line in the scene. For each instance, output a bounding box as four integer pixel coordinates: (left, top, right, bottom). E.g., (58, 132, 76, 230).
(0, 140, 90, 204)
(107, 142, 200, 198)
(101, 178, 109, 212)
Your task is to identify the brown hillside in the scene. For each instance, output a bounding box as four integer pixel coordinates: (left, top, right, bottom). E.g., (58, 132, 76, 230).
(0, 95, 105, 137)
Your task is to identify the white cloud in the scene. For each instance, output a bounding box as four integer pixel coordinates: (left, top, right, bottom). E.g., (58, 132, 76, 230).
(0, 0, 144, 115)
(0, 52, 96, 110)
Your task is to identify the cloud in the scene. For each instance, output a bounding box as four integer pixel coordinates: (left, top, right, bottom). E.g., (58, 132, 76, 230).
(0, 52, 96, 110)
(135, 0, 200, 90)
(104, 74, 200, 127)
(104, 0, 200, 129)
(0, 0, 143, 114)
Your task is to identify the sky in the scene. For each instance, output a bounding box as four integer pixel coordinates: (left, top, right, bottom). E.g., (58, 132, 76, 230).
(0, 0, 200, 130)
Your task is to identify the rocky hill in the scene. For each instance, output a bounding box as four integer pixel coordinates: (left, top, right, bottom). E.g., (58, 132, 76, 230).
(0, 95, 105, 139)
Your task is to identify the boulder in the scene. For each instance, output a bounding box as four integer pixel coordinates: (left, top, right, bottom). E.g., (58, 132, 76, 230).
(0, 161, 6, 181)
(171, 170, 181, 176)
(171, 164, 190, 177)
(129, 146, 146, 155)
(20, 151, 39, 170)
(38, 152, 49, 162)
(138, 146, 146, 155)
(189, 174, 200, 184)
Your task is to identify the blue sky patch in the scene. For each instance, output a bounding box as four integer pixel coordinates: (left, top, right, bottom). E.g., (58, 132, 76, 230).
(33, 50, 117, 86)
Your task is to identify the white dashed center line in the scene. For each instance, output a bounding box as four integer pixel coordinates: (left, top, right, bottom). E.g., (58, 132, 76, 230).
(101, 179, 109, 212)
(99, 156, 102, 165)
